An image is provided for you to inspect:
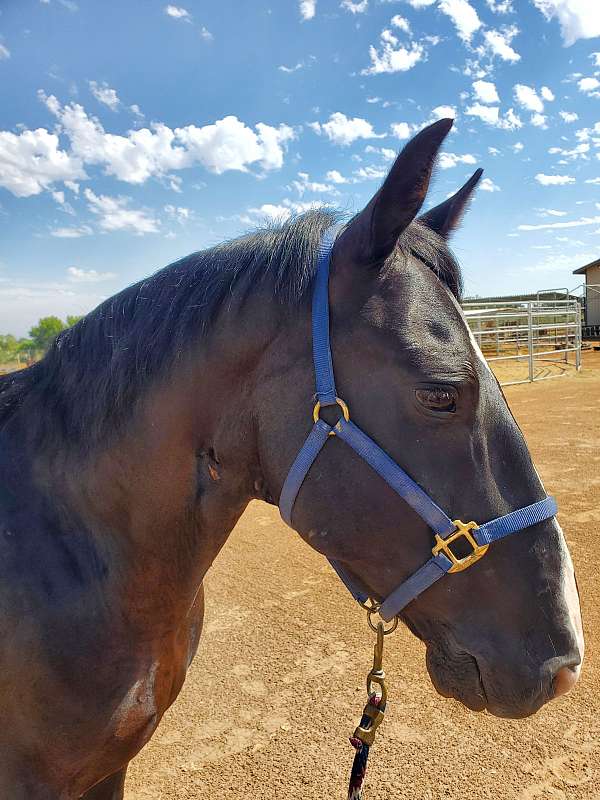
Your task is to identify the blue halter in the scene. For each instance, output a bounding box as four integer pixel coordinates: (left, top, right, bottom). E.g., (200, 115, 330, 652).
(279, 226, 558, 622)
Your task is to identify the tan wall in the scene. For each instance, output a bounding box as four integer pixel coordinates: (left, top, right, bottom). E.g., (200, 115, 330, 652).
(585, 264, 600, 284)
(586, 264, 600, 325)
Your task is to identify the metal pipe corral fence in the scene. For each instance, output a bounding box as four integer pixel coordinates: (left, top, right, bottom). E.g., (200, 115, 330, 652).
(461, 299, 582, 386)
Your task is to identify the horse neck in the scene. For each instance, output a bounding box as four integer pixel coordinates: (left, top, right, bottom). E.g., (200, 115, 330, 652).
(55, 291, 301, 618)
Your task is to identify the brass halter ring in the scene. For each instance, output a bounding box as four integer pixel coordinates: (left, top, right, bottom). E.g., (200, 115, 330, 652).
(360, 599, 399, 635)
(313, 397, 350, 436)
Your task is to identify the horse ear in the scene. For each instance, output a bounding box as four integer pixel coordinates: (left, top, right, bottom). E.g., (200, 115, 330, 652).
(333, 118, 453, 269)
(419, 168, 483, 238)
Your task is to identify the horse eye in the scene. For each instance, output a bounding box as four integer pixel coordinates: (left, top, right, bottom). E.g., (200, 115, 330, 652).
(415, 387, 457, 413)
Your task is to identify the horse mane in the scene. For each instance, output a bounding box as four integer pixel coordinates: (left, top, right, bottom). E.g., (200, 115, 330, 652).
(0, 209, 461, 448)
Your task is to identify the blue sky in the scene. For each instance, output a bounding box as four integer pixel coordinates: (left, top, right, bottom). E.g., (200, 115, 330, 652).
(1, 0, 600, 336)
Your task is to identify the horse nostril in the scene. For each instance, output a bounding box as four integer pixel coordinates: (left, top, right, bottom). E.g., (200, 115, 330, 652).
(552, 665, 580, 699)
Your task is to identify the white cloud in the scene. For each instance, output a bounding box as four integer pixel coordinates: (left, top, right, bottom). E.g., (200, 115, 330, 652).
(559, 110, 579, 122)
(84, 189, 160, 234)
(480, 26, 521, 62)
(0, 44, 10, 60)
(513, 141, 524, 152)
(518, 215, 600, 231)
(199, 26, 213, 41)
(466, 103, 500, 125)
(67, 266, 116, 282)
(514, 84, 544, 113)
(531, 113, 548, 128)
(285, 199, 325, 214)
(486, 0, 514, 11)
(291, 171, 338, 195)
(466, 103, 522, 129)
(89, 81, 121, 112)
(246, 197, 326, 223)
(363, 31, 425, 75)
(535, 173, 576, 185)
(354, 165, 387, 180)
(431, 105, 458, 120)
(480, 177, 500, 192)
(532, 0, 600, 46)
(370, 146, 397, 160)
(341, 0, 368, 12)
(311, 112, 382, 145)
(0, 127, 86, 197)
(300, 0, 316, 20)
(404, 0, 436, 5)
(165, 5, 190, 19)
(164, 204, 191, 224)
(325, 169, 349, 184)
(439, 0, 482, 42)
(438, 152, 477, 169)
(249, 203, 292, 222)
(499, 107, 523, 129)
(523, 249, 600, 273)
(39, 94, 295, 181)
(391, 121, 413, 139)
(391, 14, 411, 33)
(389, 107, 455, 141)
(50, 225, 93, 238)
(585, 177, 600, 184)
(541, 86, 555, 101)
(473, 79, 500, 104)
(574, 121, 600, 142)
(279, 62, 304, 73)
(548, 142, 589, 159)
(538, 208, 567, 216)
(578, 77, 600, 93)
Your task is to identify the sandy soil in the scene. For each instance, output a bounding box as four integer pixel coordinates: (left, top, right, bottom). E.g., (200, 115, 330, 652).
(126, 352, 600, 800)
(490, 354, 579, 385)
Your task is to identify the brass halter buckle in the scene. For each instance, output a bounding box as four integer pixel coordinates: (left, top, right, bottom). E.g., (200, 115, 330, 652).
(431, 520, 489, 574)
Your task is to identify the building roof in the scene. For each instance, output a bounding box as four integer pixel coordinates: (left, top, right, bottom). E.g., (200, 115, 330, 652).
(463, 291, 578, 303)
(573, 257, 600, 275)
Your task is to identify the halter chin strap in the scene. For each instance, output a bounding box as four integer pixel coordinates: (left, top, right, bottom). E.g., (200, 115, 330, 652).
(279, 226, 558, 622)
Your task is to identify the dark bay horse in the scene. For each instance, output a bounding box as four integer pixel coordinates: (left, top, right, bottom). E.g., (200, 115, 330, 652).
(0, 119, 583, 798)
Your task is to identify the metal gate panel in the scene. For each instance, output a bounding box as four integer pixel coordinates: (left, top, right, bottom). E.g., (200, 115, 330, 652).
(462, 300, 582, 386)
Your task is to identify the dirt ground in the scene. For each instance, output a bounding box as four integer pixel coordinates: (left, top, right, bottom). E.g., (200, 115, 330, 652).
(490, 353, 580, 385)
(126, 352, 600, 800)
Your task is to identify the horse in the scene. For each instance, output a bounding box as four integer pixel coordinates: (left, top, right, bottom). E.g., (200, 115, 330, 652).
(0, 119, 584, 799)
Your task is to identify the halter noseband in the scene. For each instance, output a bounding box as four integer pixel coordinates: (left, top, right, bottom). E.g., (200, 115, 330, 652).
(279, 226, 557, 621)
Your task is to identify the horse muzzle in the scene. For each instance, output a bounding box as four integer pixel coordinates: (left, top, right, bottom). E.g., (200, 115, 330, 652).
(424, 638, 582, 719)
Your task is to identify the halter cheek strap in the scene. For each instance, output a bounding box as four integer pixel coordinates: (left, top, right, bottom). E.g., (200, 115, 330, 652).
(279, 226, 558, 622)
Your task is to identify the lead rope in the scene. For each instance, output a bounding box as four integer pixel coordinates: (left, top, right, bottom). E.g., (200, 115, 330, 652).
(347, 603, 398, 800)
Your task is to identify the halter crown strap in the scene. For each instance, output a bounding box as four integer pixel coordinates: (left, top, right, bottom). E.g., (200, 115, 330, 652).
(312, 225, 340, 406)
(279, 225, 558, 621)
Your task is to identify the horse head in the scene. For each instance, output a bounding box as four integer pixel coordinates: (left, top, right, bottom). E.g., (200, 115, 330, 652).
(258, 119, 583, 719)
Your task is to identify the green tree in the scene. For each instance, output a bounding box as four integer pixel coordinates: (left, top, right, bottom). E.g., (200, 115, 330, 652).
(0, 334, 19, 363)
(29, 316, 66, 353)
(66, 315, 83, 327)
(17, 338, 35, 361)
